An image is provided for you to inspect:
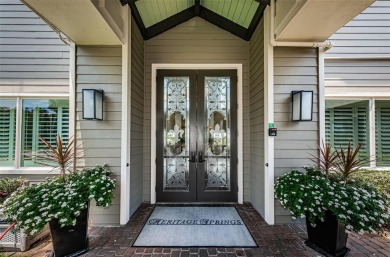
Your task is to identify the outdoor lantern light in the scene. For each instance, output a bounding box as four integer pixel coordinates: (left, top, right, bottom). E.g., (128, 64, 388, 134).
(82, 89, 104, 120)
(291, 90, 313, 121)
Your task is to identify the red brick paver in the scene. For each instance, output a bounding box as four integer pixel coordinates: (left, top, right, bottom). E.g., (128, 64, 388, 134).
(77, 203, 389, 257)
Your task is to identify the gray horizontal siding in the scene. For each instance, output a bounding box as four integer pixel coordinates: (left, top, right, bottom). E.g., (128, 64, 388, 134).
(274, 47, 319, 224)
(76, 46, 122, 225)
(0, 0, 69, 93)
(325, 0, 390, 96)
(130, 16, 144, 216)
(144, 17, 250, 202)
(325, 59, 390, 95)
(249, 18, 265, 216)
(326, 0, 390, 58)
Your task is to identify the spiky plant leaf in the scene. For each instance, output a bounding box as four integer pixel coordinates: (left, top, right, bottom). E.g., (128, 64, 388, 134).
(310, 141, 338, 178)
(334, 141, 370, 183)
(37, 135, 78, 180)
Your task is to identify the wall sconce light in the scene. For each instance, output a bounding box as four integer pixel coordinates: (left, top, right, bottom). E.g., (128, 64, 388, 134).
(82, 89, 104, 120)
(291, 90, 313, 121)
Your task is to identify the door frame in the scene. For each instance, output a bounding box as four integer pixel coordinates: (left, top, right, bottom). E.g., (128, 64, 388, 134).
(151, 63, 244, 204)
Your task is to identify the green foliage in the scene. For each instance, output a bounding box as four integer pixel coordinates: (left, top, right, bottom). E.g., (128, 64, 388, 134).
(0, 165, 116, 235)
(275, 168, 390, 234)
(0, 177, 25, 195)
(352, 170, 390, 195)
(0, 177, 26, 204)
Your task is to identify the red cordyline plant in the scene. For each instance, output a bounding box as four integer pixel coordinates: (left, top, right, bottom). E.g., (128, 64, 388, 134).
(311, 141, 338, 179)
(333, 141, 370, 184)
(37, 135, 79, 181)
(312, 141, 370, 184)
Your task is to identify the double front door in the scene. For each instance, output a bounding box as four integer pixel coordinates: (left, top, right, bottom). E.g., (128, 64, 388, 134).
(156, 69, 237, 202)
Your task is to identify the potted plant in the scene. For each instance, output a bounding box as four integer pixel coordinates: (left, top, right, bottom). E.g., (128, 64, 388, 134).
(0, 136, 116, 257)
(274, 142, 390, 257)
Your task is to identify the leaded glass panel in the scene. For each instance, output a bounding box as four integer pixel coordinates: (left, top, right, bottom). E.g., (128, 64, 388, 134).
(204, 77, 231, 191)
(163, 77, 190, 191)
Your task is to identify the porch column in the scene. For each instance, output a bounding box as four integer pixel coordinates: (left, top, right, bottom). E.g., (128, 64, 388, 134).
(120, 6, 132, 225)
(263, 6, 275, 225)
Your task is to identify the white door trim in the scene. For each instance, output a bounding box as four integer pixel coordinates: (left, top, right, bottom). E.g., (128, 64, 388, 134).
(151, 63, 244, 204)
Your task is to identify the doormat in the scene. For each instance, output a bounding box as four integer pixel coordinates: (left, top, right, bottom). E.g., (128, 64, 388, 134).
(133, 206, 257, 247)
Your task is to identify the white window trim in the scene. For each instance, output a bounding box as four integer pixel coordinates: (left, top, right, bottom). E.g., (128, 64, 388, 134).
(150, 63, 244, 204)
(0, 94, 70, 174)
(0, 167, 60, 175)
(325, 95, 390, 168)
(369, 98, 376, 167)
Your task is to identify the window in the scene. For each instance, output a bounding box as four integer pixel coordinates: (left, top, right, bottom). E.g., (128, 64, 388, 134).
(0, 99, 16, 166)
(325, 100, 369, 160)
(326, 99, 390, 167)
(376, 100, 390, 166)
(0, 98, 69, 168)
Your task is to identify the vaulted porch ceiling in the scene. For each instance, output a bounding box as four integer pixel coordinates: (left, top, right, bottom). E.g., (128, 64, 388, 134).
(120, 0, 269, 41)
(21, 0, 374, 45)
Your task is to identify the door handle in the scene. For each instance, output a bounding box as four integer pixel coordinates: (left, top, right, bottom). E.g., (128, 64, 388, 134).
(189, 152, 196, 162)
(198, 151, 205, 162)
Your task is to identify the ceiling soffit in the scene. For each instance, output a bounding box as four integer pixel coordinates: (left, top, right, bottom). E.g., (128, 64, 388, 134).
(120, 0, 269, 41)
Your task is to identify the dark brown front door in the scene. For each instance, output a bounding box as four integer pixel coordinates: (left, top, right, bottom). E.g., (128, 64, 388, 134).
(156, 69, 237, 202)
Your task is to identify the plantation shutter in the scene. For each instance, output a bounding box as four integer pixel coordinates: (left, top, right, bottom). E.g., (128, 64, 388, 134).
(376, 102, 390, 166)
(22, 99, 69, 167)
(0, 101, 16, 166)
(325, 101, 369, 159)
(36, 106, 69, 152)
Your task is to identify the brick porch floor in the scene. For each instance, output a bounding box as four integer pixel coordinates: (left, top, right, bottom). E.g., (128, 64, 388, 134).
(78, 203, 390, 257)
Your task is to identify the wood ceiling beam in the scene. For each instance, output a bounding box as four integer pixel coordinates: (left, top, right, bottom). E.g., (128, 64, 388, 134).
(194, 0, 200, 16)
(126, 0, 146, 38)
(120, 0, 266, 41)
(254, 0, 270, 4)
(198, 6, 248, 41)
(144, 6, 196, 40)
(247, 3, 268, 40)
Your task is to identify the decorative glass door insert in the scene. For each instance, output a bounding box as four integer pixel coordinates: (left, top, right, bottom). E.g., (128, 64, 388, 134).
(163, 77, 190, 191)
(156, 70, 237, 202)
(204, 76, 231, 191)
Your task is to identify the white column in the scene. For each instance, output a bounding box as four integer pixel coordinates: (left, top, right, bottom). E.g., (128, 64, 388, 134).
(318, 48, 326, 145)
(69, 43, 76, 170)
(69, 43, 76, 139)
(263, 6, 275, 225)
(120, 7, 132, 225)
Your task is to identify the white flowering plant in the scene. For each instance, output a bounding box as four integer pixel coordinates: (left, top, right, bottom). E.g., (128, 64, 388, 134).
(1, 165, 115, 235)
(275, 168, 389, 234)
(275, 142, 390, 235)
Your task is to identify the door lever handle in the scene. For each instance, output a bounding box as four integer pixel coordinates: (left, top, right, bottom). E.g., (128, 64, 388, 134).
(198, 151, 205, 162)
(189, 152, 196, 162)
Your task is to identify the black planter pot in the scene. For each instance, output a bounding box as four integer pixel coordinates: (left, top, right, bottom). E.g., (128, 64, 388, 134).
(305, 211, 350, 257)
(49, 205, 89, 257)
